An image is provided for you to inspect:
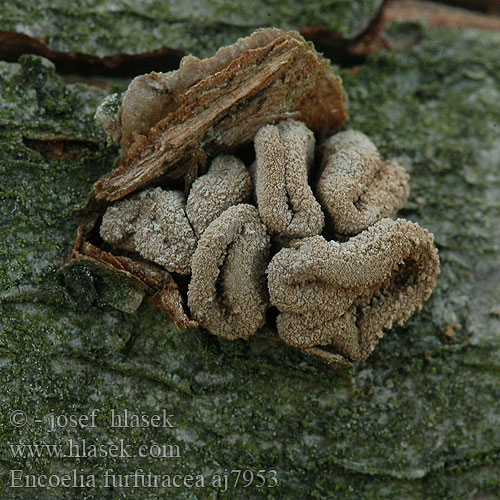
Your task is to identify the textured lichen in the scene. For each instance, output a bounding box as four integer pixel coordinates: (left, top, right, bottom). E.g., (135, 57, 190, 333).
(1, 21, 500, 500)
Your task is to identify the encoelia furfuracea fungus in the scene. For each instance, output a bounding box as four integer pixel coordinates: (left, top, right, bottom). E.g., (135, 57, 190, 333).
(71, 28, 439, 364)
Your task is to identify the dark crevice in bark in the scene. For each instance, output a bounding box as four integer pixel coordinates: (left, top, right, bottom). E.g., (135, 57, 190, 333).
(0, 31, 185, 77)
(434, 0, 500, 15)
(3, 1, 497, 82)
(300, 0, 390, 67)
(0, 1, 390, 77)
(23, 136, 98, 161)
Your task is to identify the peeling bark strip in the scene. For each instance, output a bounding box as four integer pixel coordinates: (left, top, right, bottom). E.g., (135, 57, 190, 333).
(267, 218, 439, 361)
(0, 31, 184, 76)
(384, 0, 500, 29)
(69, 240, 196, 329)
(92, 28, 347, 203)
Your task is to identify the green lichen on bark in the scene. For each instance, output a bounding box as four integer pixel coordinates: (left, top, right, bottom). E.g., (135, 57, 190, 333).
(0, 0, 383, 58)
(1, 23, 500, 499)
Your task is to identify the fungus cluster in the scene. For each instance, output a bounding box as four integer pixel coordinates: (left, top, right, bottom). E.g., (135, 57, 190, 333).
(72, 28, 440, 362)
(99, 119, 439, 362)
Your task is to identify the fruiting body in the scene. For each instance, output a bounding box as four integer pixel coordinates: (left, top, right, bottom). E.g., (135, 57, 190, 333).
(186, 154, 252, 238)
(72, 28, 439, 364)
(254, 119, 324, 239)
(97, 120, 439, 362)
(267, 218, 439, 360)
(100, 187, 196, 275)
(188, 204, 270, 340)
(317, 130, 409, 236)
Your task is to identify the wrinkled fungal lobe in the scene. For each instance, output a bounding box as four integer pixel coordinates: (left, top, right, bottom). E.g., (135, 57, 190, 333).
(317, 130, 409, 236)
(188, 204, 270, 340)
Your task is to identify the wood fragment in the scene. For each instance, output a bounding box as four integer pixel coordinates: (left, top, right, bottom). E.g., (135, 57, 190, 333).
(91, 28, 347, 203)
(70, 239, 195, 329)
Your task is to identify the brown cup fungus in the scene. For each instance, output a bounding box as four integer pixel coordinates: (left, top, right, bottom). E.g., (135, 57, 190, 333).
(188, 204, 270, 340)
(267, 218, 439, 361)
(100, 187, 197, 275)
(254, 119, 324, 239)
(186, 154, 252, 238)
(70, 28, 439, 364)
(317, 130, 410, 236)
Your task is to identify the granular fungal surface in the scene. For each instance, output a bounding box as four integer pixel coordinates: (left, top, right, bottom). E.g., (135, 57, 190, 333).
(97, 116, 439, 362)
(85, 28, 440, 363)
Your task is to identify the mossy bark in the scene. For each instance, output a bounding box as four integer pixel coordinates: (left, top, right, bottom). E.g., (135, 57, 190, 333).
(0, 0, 383, 58)
(1, 22, 500, 500)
